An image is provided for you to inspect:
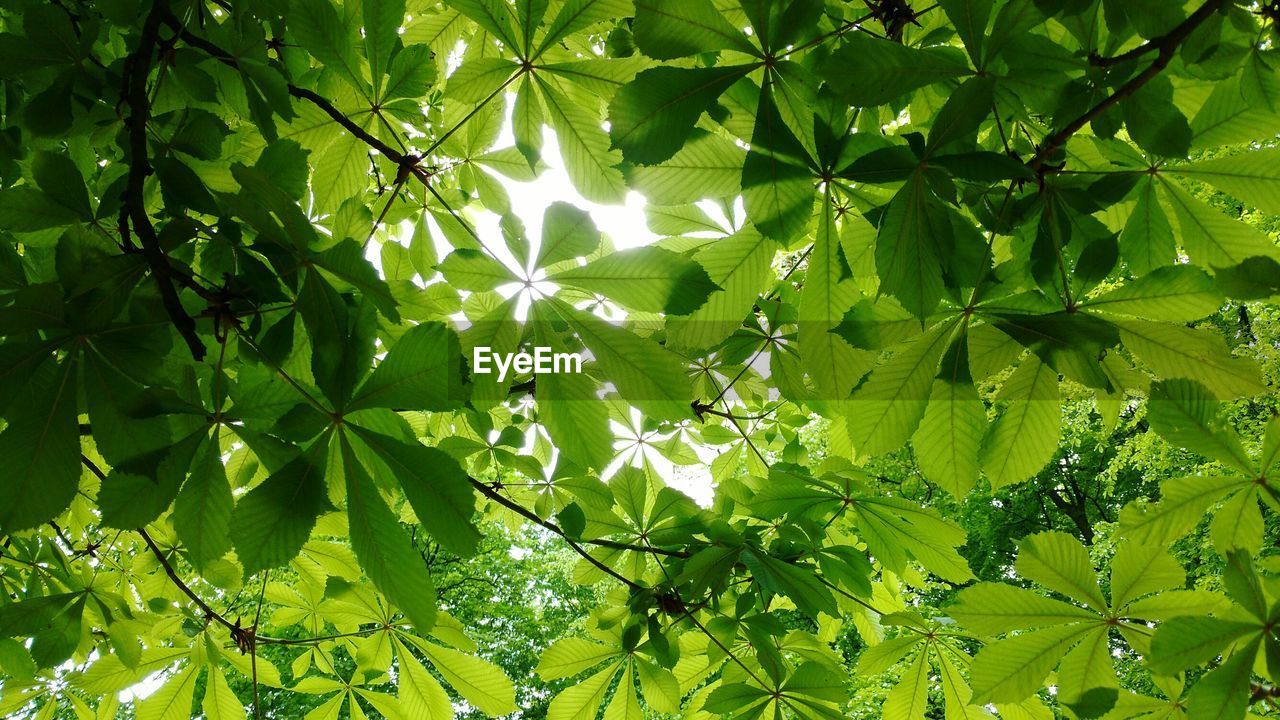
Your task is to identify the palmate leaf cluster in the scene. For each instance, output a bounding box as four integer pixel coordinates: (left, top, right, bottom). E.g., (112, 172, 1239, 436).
(0, 0, 1279, 718)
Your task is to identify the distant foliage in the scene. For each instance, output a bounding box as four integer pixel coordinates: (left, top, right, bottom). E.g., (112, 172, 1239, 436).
(0, 0, 1278, 718)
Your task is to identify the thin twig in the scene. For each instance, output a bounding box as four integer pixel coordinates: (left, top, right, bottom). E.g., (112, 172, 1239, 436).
(1027, 0, 1227, 171)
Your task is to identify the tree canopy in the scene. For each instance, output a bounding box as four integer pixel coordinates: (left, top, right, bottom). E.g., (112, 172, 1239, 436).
(1, 0, 1280, 718)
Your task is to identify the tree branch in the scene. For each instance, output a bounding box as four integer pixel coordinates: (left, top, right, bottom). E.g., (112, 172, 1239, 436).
(123, 0, 205, 360)
(1027, 0, 1227, 171)
(471, 478, 690, 557)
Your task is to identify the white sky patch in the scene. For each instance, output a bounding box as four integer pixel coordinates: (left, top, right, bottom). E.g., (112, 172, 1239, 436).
(367, 92, 719, 504)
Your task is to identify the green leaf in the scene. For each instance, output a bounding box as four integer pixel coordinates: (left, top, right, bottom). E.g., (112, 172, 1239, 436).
(311, 240, 400, 322)
(1160, 179, 1279, 268)
(548, 246, 718, 315)
(799, 198, 874, 400)
(1170, 147, 1280, 215)
(1081, 265, 1221, 322)
(626, 130, 744, 205)
(418, 639, 518, 715)
(438, 248, 519, 291)
(530, 306, 615, 471)
(742, 549, 838, 619)
(742, 82, 814, 242)
(351, 427, 481, 556)
(913, 335, 985, 497)
(883, 650, 928, 720)
(1116, 319, 1265, 398)
(395, 638, 454, 719)
(1146, 379, 1253, 474)
(535, 76, 627, 203)
(846, 321, 954, 457)
(537, 638, 620, 680)
(1015, 531, 1107, 611)
(1121, 76, 1190, 158)
(136, 663, 198, 720)
(1109, 544, 1185, 609)
(231, 450, 331, 576)
(202, 664, 247, 720)
(363, 0, 405, 95)
(290, 0, 369, 95)
(667, 230, 776, 351)
(609, 65, 752, 165)
(173, 438, 234, 570)
(32, 150, 91, 219)
(978, 356, 1060, 489)
(1120, 474, 1252, 546)
(536, 201, 600, 268)
(341, 436, 437, 632)
(545, 297, 692, 420)
(969, 624, 1092, 704)
(951, 583, 1097, 635)
(348, 321, 468, 412)
(1148, 616, 1259, 674)
(1118, 177, 1176, 275)
(0, 358, 79, 532)
(938, 0, 993, 64)
(926, 75, 995, 153)
(536, 0, 634, 55)
(0, 186, 82, 231)
(632, 0, 759, 59)
(1186, 638, 1259, 720)
(447, 0, 521, 53)
(1056, 627, 1117, 718)
(547, 662, 621, 720)
(822, 33, 970, 106)
(875, 173, 950, 319)
(513, 75, 543, 168)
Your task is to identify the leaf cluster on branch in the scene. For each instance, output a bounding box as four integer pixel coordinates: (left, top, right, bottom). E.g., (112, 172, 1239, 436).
(1, 0, 1279, 718)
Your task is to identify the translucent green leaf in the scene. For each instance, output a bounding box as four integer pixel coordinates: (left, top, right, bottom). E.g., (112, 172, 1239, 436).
(547, 661, 621, 720)
(979, 357, 1060, 489)
(348, 321, 468, 412)
(419, 640, 518, 716)
(667, 230, 776, 351)
(1109, 545, 1185, 610)
(173, 439, 234, 570)
(969, 624, 1092, 704)
(1015, 531, 1107, 611)
(626, 130, 744, 206)
(632, 0, 759, 59)
(438, 248, 519, 292)
(544, 297, 692, 420)
(549, 246, 718, 315)
(951, 584, 1097, 635)
(1146, 379, 1253, 474)
(352, 427, 481, 556)
(883, 650, 928, 720)
(0, 358, 79, 532)
(1116, 319, 1265, 398)
(231, 450, 331, 576)
(1081, 265, 1221, 322)
(847, 320, 954, 457)
(341, 437, 437, 633)
(822, 33, 970, 106)
(1171, 147, 1280, 215)
(1160, 179, 1279, 268)
(609, 65, 752, 165)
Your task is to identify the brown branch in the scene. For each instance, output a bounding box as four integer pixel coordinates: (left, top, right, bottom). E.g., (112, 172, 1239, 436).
(123, 0, 205, 361)
(470, 478, 690, 576)
(1027, 0, 1227, 171)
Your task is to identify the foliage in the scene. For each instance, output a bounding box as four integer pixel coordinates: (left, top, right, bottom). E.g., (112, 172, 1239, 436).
(0, 0, 1279, 718)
